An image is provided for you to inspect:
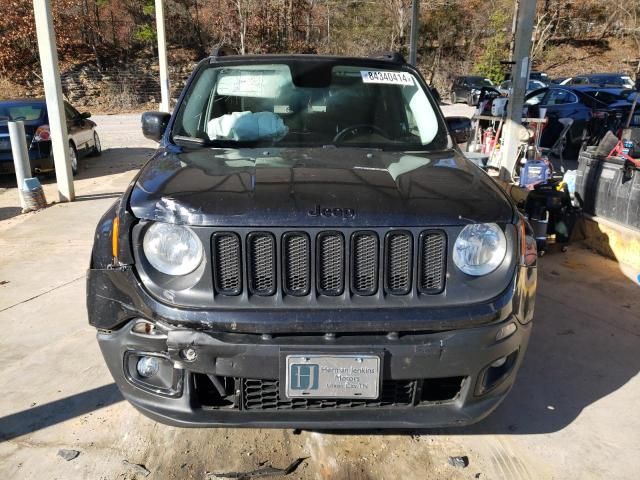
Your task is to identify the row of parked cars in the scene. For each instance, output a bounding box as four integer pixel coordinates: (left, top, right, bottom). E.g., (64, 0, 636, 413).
(451, 72, 638, 156)
(450, 72, 635, 106)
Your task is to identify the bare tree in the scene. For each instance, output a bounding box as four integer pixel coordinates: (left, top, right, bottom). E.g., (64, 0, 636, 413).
(530, 8, 560, 64)
(233, 0, 252, 54)
(384, 0, 412, 51)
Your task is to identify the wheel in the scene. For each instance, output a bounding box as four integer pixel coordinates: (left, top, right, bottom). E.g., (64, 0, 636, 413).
(450, 92, 457, 104)
(90, 131, 102, 157)
(69, 141, 78, 176)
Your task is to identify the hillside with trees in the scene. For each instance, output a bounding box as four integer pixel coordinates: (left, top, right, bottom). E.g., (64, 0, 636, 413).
(1, 0, 638, 108)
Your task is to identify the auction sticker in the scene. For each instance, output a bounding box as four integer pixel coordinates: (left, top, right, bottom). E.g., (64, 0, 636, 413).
(361, 70, 414, 86)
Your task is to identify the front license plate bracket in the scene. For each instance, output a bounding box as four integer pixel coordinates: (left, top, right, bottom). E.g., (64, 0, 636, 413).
(283, 354, 381, 399)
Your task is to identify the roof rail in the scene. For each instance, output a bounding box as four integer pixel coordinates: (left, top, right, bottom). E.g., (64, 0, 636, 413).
(210, 45, 239, 58)
(368, 52, 406, 64)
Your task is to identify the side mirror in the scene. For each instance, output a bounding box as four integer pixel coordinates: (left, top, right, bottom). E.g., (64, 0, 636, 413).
(142, 111, 171, 142)
(446, 116, 472, 144)
(80, 112, 91, 119)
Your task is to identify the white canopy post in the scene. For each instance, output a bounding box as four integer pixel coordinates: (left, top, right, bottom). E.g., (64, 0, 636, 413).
(33, 0, 75, 202)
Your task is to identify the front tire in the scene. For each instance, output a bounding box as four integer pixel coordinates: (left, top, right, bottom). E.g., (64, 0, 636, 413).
(450, 92, 457, 104)
(69, 141, 78, 176)
(90, 131, 102, 157)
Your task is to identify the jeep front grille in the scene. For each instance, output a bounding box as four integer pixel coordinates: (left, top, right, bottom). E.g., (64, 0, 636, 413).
(211, 229, 446, 298)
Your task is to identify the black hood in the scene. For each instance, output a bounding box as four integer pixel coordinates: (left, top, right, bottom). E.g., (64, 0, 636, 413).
(129, 147, 513, 227)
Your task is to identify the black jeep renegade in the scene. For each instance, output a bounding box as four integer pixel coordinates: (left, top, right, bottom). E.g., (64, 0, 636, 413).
(88, 53, 537, 429)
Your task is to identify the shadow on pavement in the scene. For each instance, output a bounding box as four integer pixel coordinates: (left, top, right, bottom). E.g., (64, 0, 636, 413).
(465, 234, 639, 435)
(0, 206, 22, 222)
(0, 384, 122, 442)
(0, 147, 154, 190)
(311, 247, 640, 437)
(74, 147, 155, 181)
(0, 147, 154, 221)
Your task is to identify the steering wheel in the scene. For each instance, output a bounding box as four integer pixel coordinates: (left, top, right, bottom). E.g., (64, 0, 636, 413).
(333, 124, 389, 143)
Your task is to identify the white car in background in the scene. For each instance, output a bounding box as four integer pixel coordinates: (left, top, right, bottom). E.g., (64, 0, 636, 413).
(497, 79, 547, 96)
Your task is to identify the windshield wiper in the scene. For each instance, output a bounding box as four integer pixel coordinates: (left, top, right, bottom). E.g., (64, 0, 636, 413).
(173, 135, 271, 149)
(173, 135, 207, 147)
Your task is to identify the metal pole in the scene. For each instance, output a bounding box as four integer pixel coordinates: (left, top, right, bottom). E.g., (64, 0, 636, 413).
(155, 0, 171, 112)
(33, 0, 75, 202)
(498, 0, 538, 182)
(8, 121, 31, 210)
(508, 0, 520, 63)
(409, 0, 420, 66)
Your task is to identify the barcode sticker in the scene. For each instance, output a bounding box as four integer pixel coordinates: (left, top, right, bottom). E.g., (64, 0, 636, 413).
(361, 71, 414, 86)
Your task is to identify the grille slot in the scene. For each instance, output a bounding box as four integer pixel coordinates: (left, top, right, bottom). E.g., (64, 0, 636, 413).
(242, 379, 416, 411)
(212, 233, 242, 295)
(385, 232, 413, 295)
(283, 233, 311, 296)
(351, 232, 379, 295)
(317, 232, 345, 296)
(419, 231, 446, 294)
(247, 233, 276, 296)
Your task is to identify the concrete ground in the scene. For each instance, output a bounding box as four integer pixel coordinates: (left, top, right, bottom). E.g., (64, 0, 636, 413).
(0, 112, 639, 480)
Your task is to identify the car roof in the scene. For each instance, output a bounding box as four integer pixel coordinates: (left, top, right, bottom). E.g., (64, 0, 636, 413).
(207, 53, 408, 67)
(571, 85, 630, 93)
(574, 73, 628, 78)
(0, 98, 46, 104)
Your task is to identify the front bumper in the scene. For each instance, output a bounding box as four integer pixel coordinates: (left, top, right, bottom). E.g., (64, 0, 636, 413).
(89, 263, 536, 428)
(98, 317, 530, 428)
(0, 141, 54, 174)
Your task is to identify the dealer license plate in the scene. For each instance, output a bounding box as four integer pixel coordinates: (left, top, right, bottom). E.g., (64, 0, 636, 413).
(285, 355, 380, 399)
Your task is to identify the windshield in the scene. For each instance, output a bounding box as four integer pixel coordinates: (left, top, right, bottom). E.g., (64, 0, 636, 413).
(0, 102, 45, 122)
(172, 62, 447, 150)
(528, 80, 546, 90)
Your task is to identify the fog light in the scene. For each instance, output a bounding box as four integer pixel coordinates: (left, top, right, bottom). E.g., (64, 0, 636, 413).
(496, 322, 517, 341)
(136, 356, 160, 378)
(491, 356, 507, 368)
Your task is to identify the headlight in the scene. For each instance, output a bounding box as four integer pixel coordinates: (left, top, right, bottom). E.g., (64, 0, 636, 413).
(453, 223, 507, 276)
(142, 223, 203, 275)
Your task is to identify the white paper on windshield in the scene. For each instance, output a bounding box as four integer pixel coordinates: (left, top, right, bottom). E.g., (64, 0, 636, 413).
(217, 71, 283, 98)
(361, 70, 414, 86)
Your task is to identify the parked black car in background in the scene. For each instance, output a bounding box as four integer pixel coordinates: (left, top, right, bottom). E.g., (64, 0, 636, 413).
(529, 71, 550, 86)
(450, 76, 494, 104)
(0, 99, 101, 176)
(88, 53, 537, 429)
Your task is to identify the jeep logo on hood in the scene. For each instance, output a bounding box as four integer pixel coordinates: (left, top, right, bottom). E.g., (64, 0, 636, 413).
(308, 205, 355, 218)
